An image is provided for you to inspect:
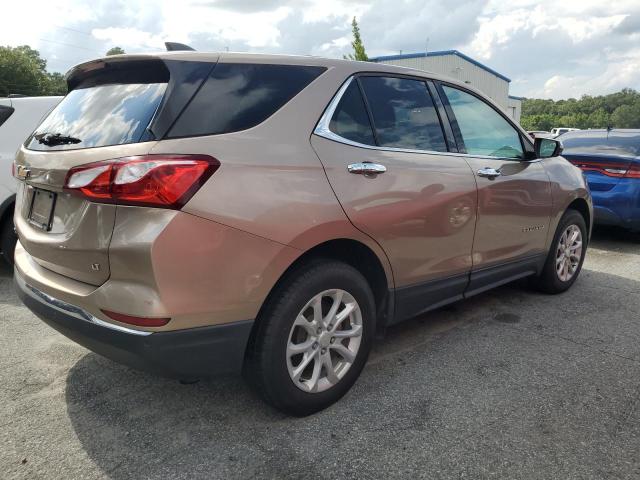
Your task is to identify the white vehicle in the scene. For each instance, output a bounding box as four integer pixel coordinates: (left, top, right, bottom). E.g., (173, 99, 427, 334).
(0, 95, 62, 265)
(550, 127, 580, 138)
(527, 130, 553, 140)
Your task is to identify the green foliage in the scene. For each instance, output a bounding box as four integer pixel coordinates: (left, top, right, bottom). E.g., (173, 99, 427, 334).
(0, 45, 67, 97)
(106, 46, 125, 56)
(344, 17, 368, 62)
(521, 88, 640, 130)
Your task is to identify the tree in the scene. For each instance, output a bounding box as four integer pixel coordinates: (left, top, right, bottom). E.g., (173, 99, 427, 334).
(0, 45, 52, 96)
(43, 72, 67, 96)
(520, 88, 640, 130)
(344, 17, 368, 62)
(106, 46, 125, 56)
(610, 103, 640, 128)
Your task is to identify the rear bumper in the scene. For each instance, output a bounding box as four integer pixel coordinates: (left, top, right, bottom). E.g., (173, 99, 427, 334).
(15, 270, 254, 378)
(590, 179, 640, 231)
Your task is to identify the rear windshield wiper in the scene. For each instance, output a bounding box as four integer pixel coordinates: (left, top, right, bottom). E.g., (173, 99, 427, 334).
(35, 132, 82, 147)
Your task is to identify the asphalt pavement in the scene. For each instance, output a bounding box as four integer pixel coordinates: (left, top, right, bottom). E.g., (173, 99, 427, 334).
(1, 227, 639, 479)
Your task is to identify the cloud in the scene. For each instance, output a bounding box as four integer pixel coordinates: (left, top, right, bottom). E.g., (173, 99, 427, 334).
(1, 0, 639, 99)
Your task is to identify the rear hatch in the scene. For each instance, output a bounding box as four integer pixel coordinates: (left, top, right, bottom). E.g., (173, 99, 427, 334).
(14, 55, 217, 285)
(561, 130, 640, 192)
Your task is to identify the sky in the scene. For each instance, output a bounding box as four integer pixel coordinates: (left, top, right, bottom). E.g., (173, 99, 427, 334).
(3, 0, 640, 100)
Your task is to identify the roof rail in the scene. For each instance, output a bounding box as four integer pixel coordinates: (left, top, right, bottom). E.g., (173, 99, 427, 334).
(8, 94, 27, 98)
(164, 42, 195, 52)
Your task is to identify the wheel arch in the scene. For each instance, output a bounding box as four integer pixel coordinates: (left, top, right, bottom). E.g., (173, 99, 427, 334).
(566, 197, 591, 234)
(245, 238, 394, 361)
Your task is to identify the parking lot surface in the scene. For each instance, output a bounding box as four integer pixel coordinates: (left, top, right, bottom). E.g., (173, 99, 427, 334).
(1, 227, 639, 479)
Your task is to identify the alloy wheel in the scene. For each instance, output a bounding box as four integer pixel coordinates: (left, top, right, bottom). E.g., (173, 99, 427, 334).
(556, 224, 583, 282)
(286, 289, 363, 393)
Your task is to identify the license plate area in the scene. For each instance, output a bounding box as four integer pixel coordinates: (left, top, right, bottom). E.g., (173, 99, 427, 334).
(28, 188, 57, 231)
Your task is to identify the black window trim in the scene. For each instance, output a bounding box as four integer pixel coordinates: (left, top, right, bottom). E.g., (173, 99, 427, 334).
(315, 72, 536, 161)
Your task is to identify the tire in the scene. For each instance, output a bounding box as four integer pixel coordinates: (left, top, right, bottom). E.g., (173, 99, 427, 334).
(0, 213, 17, 267)
(532, 209, 587, 294)
(245, 260, 375, 416)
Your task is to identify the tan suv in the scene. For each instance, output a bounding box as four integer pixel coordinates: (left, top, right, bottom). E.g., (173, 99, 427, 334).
(14, 52, 591, 415)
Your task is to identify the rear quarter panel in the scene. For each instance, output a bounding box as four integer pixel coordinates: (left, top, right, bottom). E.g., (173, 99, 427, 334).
(151, 63, 395, 288)
(541, 156, 593, 248)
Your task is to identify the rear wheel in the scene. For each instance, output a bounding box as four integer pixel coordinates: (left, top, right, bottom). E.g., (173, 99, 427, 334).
(0, 212, 17, 267)
(245, 260, 375, 416)
(532, 209, 587, 294)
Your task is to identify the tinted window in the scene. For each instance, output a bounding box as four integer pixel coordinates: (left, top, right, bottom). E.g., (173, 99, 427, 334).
(27, 83, 166, 151)
(0, 105, 14, 128)
(562, 131, 640, 157)
(359, 76, 447, 151)
(442, 85, 523, 159)
(169, 64, 325, 138)
(329, 81, 375, 145)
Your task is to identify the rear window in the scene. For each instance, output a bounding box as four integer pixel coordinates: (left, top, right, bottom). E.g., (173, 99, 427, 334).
(562, 131, 640, 157)
(168, 63, 326, 138)
(0, 105, 14, 128)
(26, 83, 166, 151)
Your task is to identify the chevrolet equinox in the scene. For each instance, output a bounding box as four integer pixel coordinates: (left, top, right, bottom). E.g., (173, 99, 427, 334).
(14, 52, 592, 415)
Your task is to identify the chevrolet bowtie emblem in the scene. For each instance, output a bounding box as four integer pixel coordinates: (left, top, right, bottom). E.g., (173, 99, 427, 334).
(15, 165, 31, 180)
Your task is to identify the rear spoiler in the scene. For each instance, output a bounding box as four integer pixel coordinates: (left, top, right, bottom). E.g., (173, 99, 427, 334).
(165, 42, 195, 52)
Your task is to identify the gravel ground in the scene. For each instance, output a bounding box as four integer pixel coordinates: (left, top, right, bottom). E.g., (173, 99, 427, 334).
(1, 227, 639, 479)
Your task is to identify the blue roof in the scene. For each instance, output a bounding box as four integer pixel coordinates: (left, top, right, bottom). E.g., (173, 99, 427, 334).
(369, 50, 511, 83)
(509, 95, 525, 101)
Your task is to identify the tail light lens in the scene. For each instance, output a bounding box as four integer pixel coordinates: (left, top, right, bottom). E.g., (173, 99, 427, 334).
(624, 164, 640, 179)
(569, 160, 640, 179)
(64, 154, 219, 209)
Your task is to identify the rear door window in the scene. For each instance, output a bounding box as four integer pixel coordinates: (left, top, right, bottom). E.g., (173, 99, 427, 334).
(328, 81, 376, 146)
(442, 85, 524, 159)
(168, 64, 326, 138)
(358, 76, 447, 151)
(26, 83, 166, 151)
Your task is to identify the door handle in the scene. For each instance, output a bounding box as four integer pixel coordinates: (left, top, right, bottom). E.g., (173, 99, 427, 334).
(348, 162, 387, 175)
(477, 167, 501, 179)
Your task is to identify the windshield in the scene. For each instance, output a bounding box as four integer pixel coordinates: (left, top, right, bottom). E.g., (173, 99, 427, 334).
(26, 82, 166, 151)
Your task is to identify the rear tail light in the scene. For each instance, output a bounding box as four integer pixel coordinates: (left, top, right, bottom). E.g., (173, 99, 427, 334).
(64, 154, 219, 209)
(101, 309, 170, 327)
(570, 160, 640, 179)
(624, 164, 640, 179)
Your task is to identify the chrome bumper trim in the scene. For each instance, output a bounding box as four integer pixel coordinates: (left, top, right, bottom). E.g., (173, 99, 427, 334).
(15, 271, 153, 337)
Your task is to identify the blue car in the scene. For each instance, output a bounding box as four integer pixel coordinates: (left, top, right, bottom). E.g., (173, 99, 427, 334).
(560, 129, 640, 231)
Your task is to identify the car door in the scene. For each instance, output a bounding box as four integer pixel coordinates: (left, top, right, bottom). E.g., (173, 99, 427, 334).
(437, 83, 552, 294)
(311, 74, 478, 321)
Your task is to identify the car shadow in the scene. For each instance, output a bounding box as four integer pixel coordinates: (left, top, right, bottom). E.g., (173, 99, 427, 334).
(63, 262, 640, 479)
(590, 225, 640, 252)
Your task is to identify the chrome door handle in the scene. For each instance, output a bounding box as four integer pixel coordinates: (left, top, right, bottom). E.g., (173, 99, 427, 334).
(477, 167, 501, 179)
(348, 162, 387, 175)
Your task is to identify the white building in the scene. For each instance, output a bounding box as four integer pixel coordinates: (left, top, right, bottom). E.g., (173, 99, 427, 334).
(370, 50, 522, 122)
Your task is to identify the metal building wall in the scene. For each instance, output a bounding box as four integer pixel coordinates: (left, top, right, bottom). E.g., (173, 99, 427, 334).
(507, 97, 522, 122)
(376, 55, 510, 110)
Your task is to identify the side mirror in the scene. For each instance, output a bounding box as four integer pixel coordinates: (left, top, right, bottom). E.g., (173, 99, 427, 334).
(535, 137, 563, 158)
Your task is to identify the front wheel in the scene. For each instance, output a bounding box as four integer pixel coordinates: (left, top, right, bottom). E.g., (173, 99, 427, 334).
(245, 260, 375, 416)
(532, 209, 587, 294)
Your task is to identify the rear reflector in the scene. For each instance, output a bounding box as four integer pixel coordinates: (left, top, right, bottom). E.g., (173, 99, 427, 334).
(64, 154, 219, 209)
(102, 309, 171, 327)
